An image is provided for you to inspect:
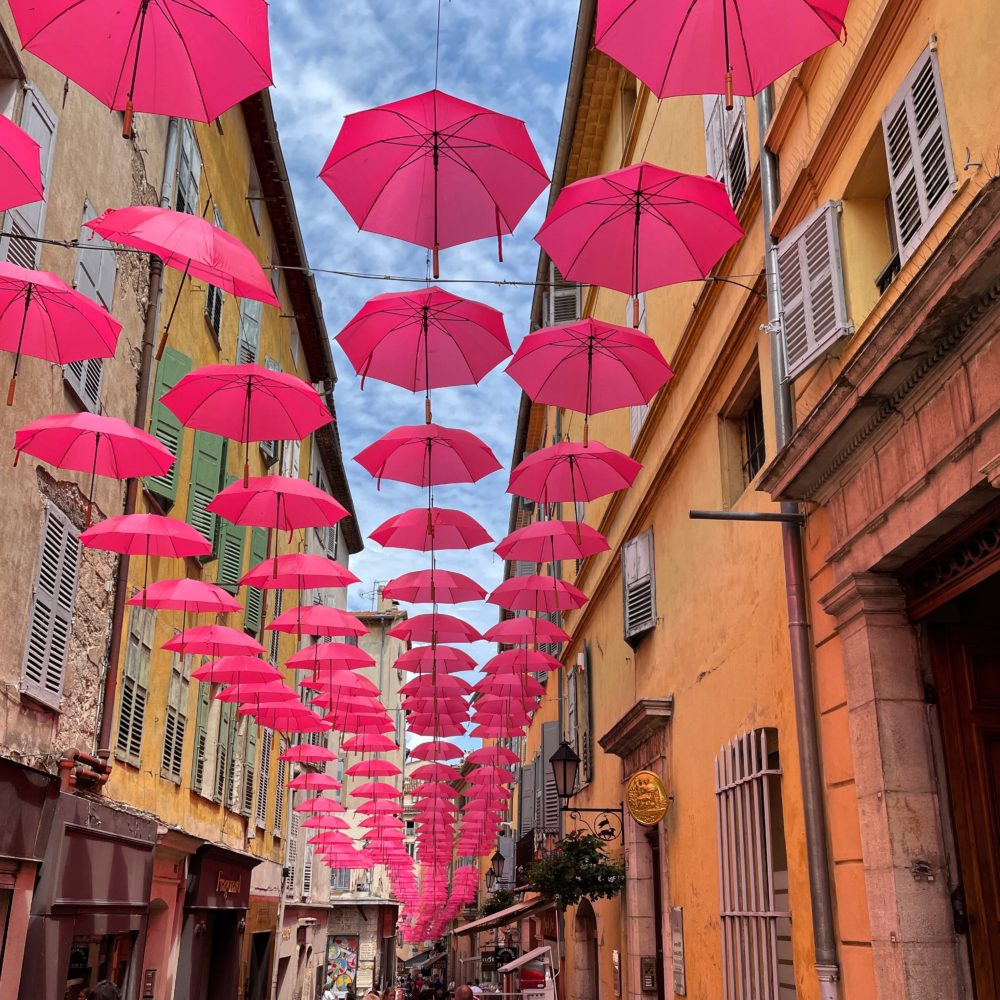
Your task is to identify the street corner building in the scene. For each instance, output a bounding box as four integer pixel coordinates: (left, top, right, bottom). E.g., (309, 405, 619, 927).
(0, 8, 367, 998)
(498, 1, 1000, 999)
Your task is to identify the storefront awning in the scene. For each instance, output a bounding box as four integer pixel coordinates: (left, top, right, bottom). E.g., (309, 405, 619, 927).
(450, 898, 549, 936)
(498, 945, 553, 974)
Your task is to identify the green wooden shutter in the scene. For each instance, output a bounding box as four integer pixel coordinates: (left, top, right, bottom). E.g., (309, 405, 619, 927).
(187, 430, 226, 555)
(161, 652, 189, 782)
(191, 679, 211, 789)
(244, 527, 269, 635)
(147, 348, 192, 503)
(242, 720, 258, 815)
(215, 700, 236, 802)
(217, 475, 246, 591)
(116, 606, 154, 766)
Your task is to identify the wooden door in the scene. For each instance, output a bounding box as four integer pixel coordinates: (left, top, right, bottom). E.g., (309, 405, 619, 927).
(929, 627, 1000, 998)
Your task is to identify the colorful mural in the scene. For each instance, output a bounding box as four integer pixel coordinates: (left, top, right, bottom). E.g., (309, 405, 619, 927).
(324, 935, 360, 998)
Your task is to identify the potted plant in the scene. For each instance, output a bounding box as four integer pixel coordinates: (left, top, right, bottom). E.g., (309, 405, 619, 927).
(523, 831, 626, 909)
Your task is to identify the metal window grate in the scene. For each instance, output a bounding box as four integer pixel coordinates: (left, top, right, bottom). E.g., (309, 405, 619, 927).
(714, 729, 795, 1000)
(741, 393, 766, 484)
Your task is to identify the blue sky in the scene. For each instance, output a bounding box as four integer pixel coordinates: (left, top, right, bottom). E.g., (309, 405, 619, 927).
(268, 1, 579, 675)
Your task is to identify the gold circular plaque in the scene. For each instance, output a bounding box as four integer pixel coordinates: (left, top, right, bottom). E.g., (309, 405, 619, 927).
(625, 770, 670, 826)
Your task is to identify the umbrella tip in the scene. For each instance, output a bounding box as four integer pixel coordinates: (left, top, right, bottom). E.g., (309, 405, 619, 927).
(6, 376, 15, 407)
(122, 101, 134, 140)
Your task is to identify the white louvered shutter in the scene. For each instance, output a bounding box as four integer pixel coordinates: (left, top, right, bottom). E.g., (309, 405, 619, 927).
(622, 529, 656, 643)
(545, 261, 581, 326)
(777, 201, 851, 380)
(22, 504, 80, 708)
(579, 646, 593, 783)
(302, 845, 313, 898)
(237, 297, 262, 365)
(703, 95, 726, 182)
(882, 48, 955, 263)
(256, 726, 272, 827)
(274, 740, 287, 833)
(519, 757, 536, 834)
(175, 121, 202, 215)
(205, 209, 225, 336)
(703, 95, 749, 205)
(2, 85, 57, 268)
(566, 665, 578, 756)
(627, 293, 649, 442)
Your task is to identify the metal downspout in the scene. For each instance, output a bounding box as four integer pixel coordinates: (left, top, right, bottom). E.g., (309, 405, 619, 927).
(757, 87, 840, 998)
(96, 115, 180, 759)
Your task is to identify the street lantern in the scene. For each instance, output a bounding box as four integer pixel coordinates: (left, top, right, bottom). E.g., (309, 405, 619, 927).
(549, 740, 580, 801)
(490, 848, 505, 879)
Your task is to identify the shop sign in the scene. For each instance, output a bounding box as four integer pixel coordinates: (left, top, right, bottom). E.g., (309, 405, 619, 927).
(495, 946, 517, 967)
(625, 770, 670, 827)
(481, 950, 496, 974)
(671, 907, 686, 995)
(185, 846, 256, 909)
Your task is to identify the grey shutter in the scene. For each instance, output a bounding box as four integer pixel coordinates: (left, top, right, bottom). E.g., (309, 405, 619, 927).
(724, 99, 750, 204)
(259, 357, 281, 464)
(546, 261, 581, 326)
(519, 756, 536, 835)
(117, 606, 154, 765)
(541, 720, 560, 831)
(703, 95, 726, 183)
(579, 645, 593, 784)
(882, 48, 955, 263)
(628, 294, 649, 442)
(175, 121, 202, 215)
(64, 357, 104, 413)
(622, 529, 656, 642)
(302, 844, 314, 898)
(242, 721, 257, 815)
(22, 504, 80, 708)
(237, 298, 262, 365)
(777, 201, 851, 380)
(1, 84, 57, 268)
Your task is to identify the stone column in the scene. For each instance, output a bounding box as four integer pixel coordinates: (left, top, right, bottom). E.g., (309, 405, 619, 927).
(623, 814, 656, 1000)
(821, 573, 963, 1000)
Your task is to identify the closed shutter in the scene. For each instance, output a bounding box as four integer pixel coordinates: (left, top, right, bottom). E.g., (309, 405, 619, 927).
(566, 666, 578, 757)
(302, 845, 314, 899)
(541, 721, 560, 831)
(286, 809, 301, 898)
(175, 120, 202, 215)
(214, 700, 236, 802)
(116, 606, 155, 765)
(622, 529, 656, 643)
(237, 298, 262, 365)
(1, 85, 57, 268)
(186, 430, 226, 552)
(244, 527, 269, 635)
(544, 261, 581, 326)
(519, 756, 536, 835)
(216, 476, 246, 591)
(146, 348, 192, 502)
(882, 48, 955, 263)
(64, 357, 104, 414)
(161, 652, 189, 781)
(22, 504, 80, 709)
(627, 294, 649, 442)
(242, 721, 258, 815)
(777, 201, 850, 379)
(274, 739, 287, 833)
(256, 726, 273, 827)
(260, 357, 281, 464)
(269, 588, 283, 663)
(191, 678, 211, 790)
(579, 645, 593, 784)
(513, 560, 534, 578)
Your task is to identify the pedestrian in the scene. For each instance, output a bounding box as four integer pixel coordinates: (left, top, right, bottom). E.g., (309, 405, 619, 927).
(86, 984, 121, 1000)
(470, 981, 483, 996)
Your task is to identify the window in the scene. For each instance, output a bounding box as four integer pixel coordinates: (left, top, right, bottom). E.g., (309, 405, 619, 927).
(622, 529, 655, 645)
(720, 363, 766, 502)
(248, 161, 263, 232)
(279, 439, 301, 480)
(160, 652, 190, 781)
(882, 47, 955, 264)
(741, 391, 766, 483)
(258, 357, 281, 465)
(237, 297, 262, 365)
(256, 726, 273, 827)
(542, 261, 581, 326)
(22, 504, 80, 709)
(627, 293, 649, 444)
(175, 120, 202, 215)
(186, 430, 226, 554)
(244, 527, 269, 635)
(192, 679, 211, 791)
(715, 729, 795, 999)
(146, 348, 192, 504)
(777, 201, 851, 380)
(518, 756, 536, 837)
(575, 646, 594, 785)
(269, 242, 281, 298)
(205, 210, 224, 338)
(703, 95, 750, 206)
(331, 868, 351, 891)
(117, 606, 154, 765)
(1, 84, 57, 268)
(290, 322, 301, 368)
(274, 738, 287, 834)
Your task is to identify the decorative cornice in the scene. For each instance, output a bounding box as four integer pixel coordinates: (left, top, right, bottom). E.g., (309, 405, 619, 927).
(599, 697, 674, 759)
(819, 572, 907, 625)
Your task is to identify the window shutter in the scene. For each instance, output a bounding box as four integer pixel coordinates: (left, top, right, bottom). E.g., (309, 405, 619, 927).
(579, 646, 593, 784)
(186, 430, 226, 552)
(882, 48, 955, 263)
(216, 476, 246, 592)
(214, 700, 236, 802)
(191, 678, 211, 790)
(242, 721, 258, 815)
(269, 588, 283, 663)
(22, 504, 80, 708)
(256, 726, 273, 827)
(244, 527, 269, 635)
(146, 348, 192, 502)
(259, 357, 281, 464)
(724, 99, 750, 204)
(302, 845, 314, 898)
(777, 201, 851, 380)
(116, 606, 154, 765)
(627, 294, 650, 442)
(280, 439, 301, 480)
(519, 757, 536, 834)
(546, 261, 581, 326)
(703, 95, 726, 182)
(74, 203, 117, 311)
(237, 298, 262, 365)
(541, 721, 560, 831)
(175, 121, 202, 215)
(1, 84, 57, 268)
(274, 740, 287, 833)
(566, 666, 578, 757)
(286, 809, 300, 895)
(622, 529, 656, 643)
(161, 652, 189, 782)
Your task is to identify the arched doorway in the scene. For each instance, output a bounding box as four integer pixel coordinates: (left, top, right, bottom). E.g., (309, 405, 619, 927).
(574, 898, 599, 1000)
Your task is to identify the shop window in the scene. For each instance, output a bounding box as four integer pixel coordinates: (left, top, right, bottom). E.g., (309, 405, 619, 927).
(22, 503, 80, 710)
(703, 94, 750, 206)
(621, 528, 656, 645)
(256, 727, 273, 827)
(145, 347, 192, 506)
(117, 606, 154, 766)
(715, 729, 795, 999)
(174, 120, 202, 215)
(160, 652, 189, 782)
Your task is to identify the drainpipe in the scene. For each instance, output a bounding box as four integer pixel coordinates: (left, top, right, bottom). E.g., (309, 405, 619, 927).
(96, 116, 181, 762)
(757, 87, 840, 999)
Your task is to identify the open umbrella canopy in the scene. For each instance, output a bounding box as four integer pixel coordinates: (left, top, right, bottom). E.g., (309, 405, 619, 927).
(507, 441, 642, 504)
(320, 88, 549, 276)
(301, 814, 351, 829)
(267, 605, 367, 638)
(488, 574, 589, 613)
(466, 746, 520, 766)
(279, 743, 337, 764)
(342, 734, 399, 753)
(351, 781, 403, 799)
(482, 616, 571, 646)
(287, 643, 376, 670)
(408, 740, 463, 761)
(400, 675, 473, 696)
(216, 680, 297, 703)
(288, 773, 342, 791)
(335, 286, 511, 402)
(387, 613, 482, 645)
(345, 760, 401, 778)
(495, 519, 609, 563)
(312, 671, 381, 696)
(294, 797, 346, 814)
(9, 0, 273, 130)
(409, 763, 462, 782)
(163, 625, 264, 657)
(191, 656, 281, 684)
(594, 0, 847, 104)
(355, 424, 501, 488)
(381, 569, 485, 605)
(0, 113, 43, 212)
(127, 577, 241, 613)
(81, 513, 211, 558)
(240, 552, 359, 591)
(483, 648, 563, 674)
(395, 645, 477, 673)
(370, 507, 492, 551)
(209, 475, 349, 530)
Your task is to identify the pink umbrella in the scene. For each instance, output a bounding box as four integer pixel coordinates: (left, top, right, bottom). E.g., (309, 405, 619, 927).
(313, 672, 381, 696)
(320, 88, 549, 277)
(0, 262, 121, 404)
(267, 605, 367, 639)
(354, 424, 500, 488)
(342, 734, 399, 753)
(0, 114, 44, 212)
(244, 706, 329, 733)
(507, 441, 641, 504)
(400, 675, 472, 696)
(14, 412, 174, 524)
(467, 746, 519, 766)
(409, 717, 467, 738)
(294, 796, 346, 814)
(163, 624, 264, 657)
(161, 365, 332, 486)
(10, 0, 272, 135)
(287, 643, 375, 671)
(408, 740, 462, 762)
(382, 568, 485, 605)
(345, 760, 401, 778)
(356, 800, 403, 815)
(210, 475, 348, 531)
(410, 763, 462, 782)
(395, 646, 477, 674)
(280, 743, 337, 764)
(505, 319, 674, 443)
(370, 507, 492, 551)
(488, 575, 589, 613)
(388, 613, 482, 645)
(536, 164, 743, 324)
(240, 552, 359, 591)
(484, 649, 562, 674)
(495, 520, 609, 563)
(483, 617, 570, 646)
(475, 675, 546, 698)
(216, 681, 297, 703)
(301, 814, 351, 829)
(336, 286, 511, 420)
(127, 578, 241, 625)
(466, 767, 516, 784)
(191, 656, 281, 684)
(288, 773, 342, 791)
(351, 781, 403, 799)
(594, 0, 847, 108)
